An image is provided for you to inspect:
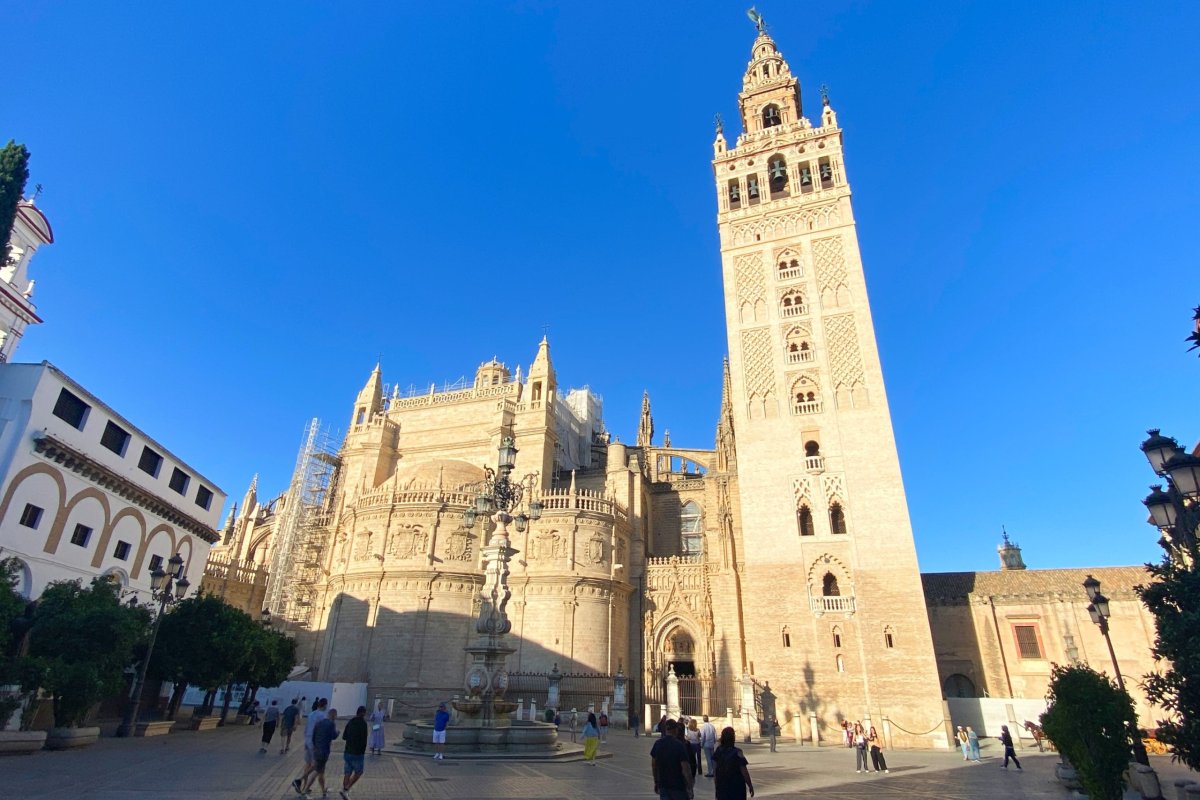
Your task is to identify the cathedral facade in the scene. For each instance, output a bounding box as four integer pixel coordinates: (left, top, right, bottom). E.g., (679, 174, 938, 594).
(209, 22, 950, 747)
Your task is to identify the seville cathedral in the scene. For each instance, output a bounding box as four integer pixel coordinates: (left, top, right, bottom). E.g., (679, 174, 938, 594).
(205, 19, 1162, 746)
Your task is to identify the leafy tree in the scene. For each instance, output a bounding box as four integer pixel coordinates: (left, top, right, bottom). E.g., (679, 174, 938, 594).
(1137, 555, 1200, 769)
(237, 623, 296, 698)
(0, 141, 30, 266)
(147, 594, 254, 717)
(25, 577, 149, 728)
(1041, 664, 1137, 800)
(0, 558, 34, 727)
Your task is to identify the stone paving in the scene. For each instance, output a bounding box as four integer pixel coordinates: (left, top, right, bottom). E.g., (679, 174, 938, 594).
(5, 722, 1198, 799)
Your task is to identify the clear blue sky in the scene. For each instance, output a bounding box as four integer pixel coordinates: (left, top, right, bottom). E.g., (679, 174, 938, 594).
(7, 2, 1198, 573)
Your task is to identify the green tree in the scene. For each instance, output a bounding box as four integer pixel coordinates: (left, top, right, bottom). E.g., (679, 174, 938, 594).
(237, 623, 296, 699)
(1041, 664, 1137, 800)
(1137, 557, 1200, 769)
(25, 578, 150, 728)
(0, 141, 30, 266)
(0, 558, 34, 727)
(147, 594, 255, 717)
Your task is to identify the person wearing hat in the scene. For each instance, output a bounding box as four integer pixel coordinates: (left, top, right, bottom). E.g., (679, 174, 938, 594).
(432, 702, 451, 760)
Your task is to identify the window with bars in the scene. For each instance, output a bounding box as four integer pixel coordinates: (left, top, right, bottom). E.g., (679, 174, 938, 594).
(1013, 624, 1043, 659)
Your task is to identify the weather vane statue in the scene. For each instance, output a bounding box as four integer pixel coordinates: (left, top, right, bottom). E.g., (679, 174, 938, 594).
(746, 6, 767, 34)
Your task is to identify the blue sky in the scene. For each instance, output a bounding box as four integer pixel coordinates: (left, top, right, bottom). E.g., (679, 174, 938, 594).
(7, 2, 1198, 573)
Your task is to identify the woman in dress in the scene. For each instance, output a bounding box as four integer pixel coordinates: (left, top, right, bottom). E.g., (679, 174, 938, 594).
(713, 726, 754, 800)
(582, 712, 600, 765)
(867, 726, 888, 772)
(368, 702, 387, 756)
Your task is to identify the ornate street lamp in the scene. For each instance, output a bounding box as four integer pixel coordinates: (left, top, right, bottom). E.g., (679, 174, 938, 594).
(115, 553, 191, 738)
(1081, 576, 1149, 765)
(1140, 430, 1200, 560)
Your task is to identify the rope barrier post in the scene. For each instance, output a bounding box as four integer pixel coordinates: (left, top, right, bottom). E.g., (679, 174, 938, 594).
(881, 714, 892, 749)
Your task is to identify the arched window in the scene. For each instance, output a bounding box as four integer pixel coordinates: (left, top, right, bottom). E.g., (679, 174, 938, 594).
(829, 503, 848, 534)
(832, 625, 843, 648)
(781, 625, 791, 648)
(943, 673, 977, 698)
(680, 501, 702, 556)
(727, 179, 741, 207)
(797, 504, 814, 536)
(768, 155, 788, 194)
(804, 441, 820, 457)
(884, 626, 896, 649)
(762, 104, 781, 128)
(779, 290, 806, 318)
(836, 654, 845, 673)
(822, 572, 840, 596)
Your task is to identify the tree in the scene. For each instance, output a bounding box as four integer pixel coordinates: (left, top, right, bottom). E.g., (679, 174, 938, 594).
(0, 141, 30, 266)
(0, 558, 34, 728)
(237, 623, 296, 700)
(25, 578, 150, 728)
(1137, 557, 1200, 769)
(1041, 664, 1137, 800)
(147, 594, 254, 717)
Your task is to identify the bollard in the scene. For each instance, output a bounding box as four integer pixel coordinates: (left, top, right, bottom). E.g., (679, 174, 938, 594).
(1134, 763, 1162, 799)
(1174, 779, 1197, 800)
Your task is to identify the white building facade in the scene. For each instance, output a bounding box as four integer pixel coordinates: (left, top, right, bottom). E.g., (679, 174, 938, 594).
(0, 200, 52, 362)
(0, 362, 224, 599)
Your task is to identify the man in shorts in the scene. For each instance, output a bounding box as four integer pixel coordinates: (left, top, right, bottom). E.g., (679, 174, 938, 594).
(293, 698, 328, 794)
(432, 702, 450, 760)
(298, 708, 338, 797)
(280, 698, 301, 754)
(340, 706, 368, 799)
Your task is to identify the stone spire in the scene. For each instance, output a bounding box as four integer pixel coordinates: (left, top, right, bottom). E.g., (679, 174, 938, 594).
(737, 14, 803, 136)
(351, 363, 384, 427)
(998, 527, 1027, 571)
(715, 357, 736, 471)
(637, 391, 654, 448)
(239, 474, 258, 520)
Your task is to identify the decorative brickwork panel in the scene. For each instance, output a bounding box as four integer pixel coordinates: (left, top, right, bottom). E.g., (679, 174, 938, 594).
(813, 236, 847, 295)
(825, 314, 865, 389)
(731, 203, 842, 246)
(735, 254, 766, 305)
(821, 473, 846, 503)
(792, 476, 814, 505)
(740, 328, 776, 400)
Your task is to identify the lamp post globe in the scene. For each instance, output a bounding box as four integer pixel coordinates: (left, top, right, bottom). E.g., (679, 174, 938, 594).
(1163, 452, 1200, 499)
(1143, 485, 1177, 529)
(1141, 429, 1182, 475)
(1082, 574, 1101, 602)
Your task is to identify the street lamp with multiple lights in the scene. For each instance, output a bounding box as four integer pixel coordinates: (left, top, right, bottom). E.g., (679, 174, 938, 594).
(1140, 429, 1200, 563)
(114, 553, 190, 738)
(1081, 574, 1149, 765)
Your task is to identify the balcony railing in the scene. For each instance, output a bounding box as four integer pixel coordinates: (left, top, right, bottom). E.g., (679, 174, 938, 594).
(811, 595, 855, 615)
(778, 267, 803, 281)
(787, 349, 814, 364)
(805, 455, 825, 473)
(793, 400, 823, 415)
(780, 303, 808, 318)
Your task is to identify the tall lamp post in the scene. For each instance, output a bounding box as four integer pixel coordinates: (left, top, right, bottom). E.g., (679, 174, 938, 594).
(115, 553, 190, 737)
(1140, 429, 1200, 563)
(1081, 575, 1150, 766)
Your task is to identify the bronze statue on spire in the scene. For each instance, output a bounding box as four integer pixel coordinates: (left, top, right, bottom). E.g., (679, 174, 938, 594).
(746, 6, 767, 34)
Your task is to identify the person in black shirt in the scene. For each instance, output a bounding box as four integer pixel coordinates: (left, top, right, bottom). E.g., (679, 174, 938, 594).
(340, 706, 369, 799)
(651, 719, 694, 800)
(713, 726, 754, 800)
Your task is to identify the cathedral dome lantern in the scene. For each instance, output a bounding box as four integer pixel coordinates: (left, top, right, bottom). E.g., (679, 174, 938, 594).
(737, 12, 802, 135)
(474, 356, 511, 388)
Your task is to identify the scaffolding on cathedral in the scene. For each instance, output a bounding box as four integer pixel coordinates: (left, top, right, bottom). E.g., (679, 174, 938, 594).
(265, 418, 340, 624)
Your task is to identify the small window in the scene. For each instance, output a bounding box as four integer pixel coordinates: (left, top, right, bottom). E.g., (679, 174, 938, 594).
(829, 503, 847, 534)
(832, 626, 843, 648)
(138, 446, 163, 477)
(195, 485, 214, 511)
(884, 627, 895, 649)
(1013, 624, 1043, 659)
(797, 505, 814, 536)
(18, 503, 43, 529)
(822, 572, 840, 596)
(149, 555, 164, 573)
(782, 626, 791, 648)
(836, 654, 845, 673)
(169, 468, 190, 495)
(70, 524, 92, 547)
(100, 420, 131, 456)
(114, 540, 131, 560)
(355, 407, 366, 425)
(52, 388, 90, 430)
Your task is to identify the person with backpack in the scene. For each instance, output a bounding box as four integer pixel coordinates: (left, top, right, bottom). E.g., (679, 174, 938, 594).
(713, 726, 754, 799)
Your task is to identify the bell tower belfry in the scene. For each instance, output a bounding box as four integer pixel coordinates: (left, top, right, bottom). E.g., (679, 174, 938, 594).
(713, 14, 949, 747)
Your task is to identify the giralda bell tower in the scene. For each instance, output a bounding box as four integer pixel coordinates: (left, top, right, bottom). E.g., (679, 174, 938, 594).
(712, 13, 948, 746)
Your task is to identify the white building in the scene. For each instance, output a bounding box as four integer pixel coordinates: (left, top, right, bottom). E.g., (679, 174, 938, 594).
(0, 361, 225, 599)
(0, 199, 52, 362)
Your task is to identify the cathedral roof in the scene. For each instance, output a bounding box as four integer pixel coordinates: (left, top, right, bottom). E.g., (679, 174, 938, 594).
(922, 565, 1150, 604)
(391, 458, 484, 491)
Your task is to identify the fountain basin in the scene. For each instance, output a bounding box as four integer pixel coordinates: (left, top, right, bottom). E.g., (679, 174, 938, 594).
(402, 719, 560, 754)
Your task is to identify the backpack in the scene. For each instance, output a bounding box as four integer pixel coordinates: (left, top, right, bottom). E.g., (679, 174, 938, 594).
(599, 714, 608, 726)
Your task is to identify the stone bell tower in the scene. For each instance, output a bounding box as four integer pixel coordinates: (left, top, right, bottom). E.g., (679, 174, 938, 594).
(713, 15, 948, 746)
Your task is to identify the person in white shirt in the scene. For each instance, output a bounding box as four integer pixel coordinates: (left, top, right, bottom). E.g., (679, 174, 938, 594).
(700, 715, 718, 777)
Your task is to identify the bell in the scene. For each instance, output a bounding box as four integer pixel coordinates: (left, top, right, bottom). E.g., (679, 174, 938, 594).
(770, 162, 787, 181)
(748, 178, 759, 198)
(820, 164, 832, 180)
(729, 184, 741, 201)
(800, 169, 812, 185)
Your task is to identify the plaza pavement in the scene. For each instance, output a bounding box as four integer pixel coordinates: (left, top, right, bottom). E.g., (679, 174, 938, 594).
(5, 722, 1198, 799)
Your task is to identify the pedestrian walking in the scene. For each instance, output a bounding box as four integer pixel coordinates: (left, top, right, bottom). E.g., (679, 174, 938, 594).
(294, 707, 338, 797)
(967, 726, 980, 762)
(259, 699, 281, 753)
(868, 726, 889, 772)
(280, 698, 300, 754)
(340, 706, 368, 799)
(599, 711, 609, 743)
(299, 696, 309, 720)
(631, 709, 640, 738)
(853, 722, 869, 773)
(657, 714, 668, 736)
(685, 717, 703, 775)
(767, 716, 779, 753)
(431, 702, 450, 760)
(999, 725, 1022, 770)
(368, 703, 386, 755)
(651, 719, 694, 800)
(296, 697, 328, 787)
(673, 718, 699, 790)
(700, 715, 717, 777)
(583, 712, 600, 765)
(250, 700, 261, 724)
(841, 719, 852, 748)
(713, 726, 754, 800)
(957, 725, 969, 760)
